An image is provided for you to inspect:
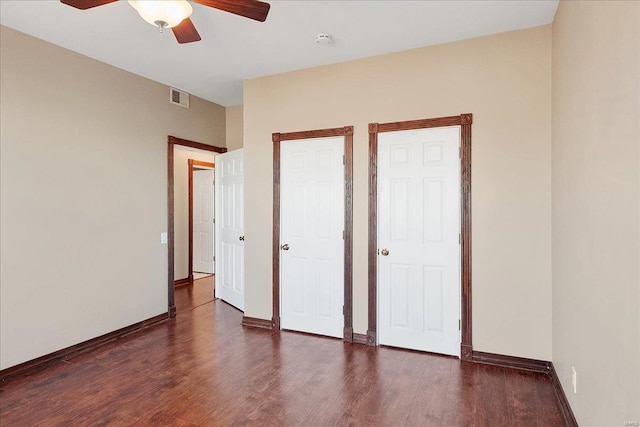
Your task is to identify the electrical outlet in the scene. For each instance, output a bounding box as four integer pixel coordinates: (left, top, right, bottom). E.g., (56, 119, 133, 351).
(161, 232, 168, 244)
(571, 367, 577, 394)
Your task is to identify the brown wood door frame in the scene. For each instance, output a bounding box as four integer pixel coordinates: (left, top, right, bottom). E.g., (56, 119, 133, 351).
(367, 114, 473, 360)
(168, 136, 226, 317)
(188, 159, 215, 286)
(272, 126, 354, 342)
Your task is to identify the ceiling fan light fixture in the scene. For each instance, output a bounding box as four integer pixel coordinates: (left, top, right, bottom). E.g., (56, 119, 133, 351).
(128, 0, 192, 29)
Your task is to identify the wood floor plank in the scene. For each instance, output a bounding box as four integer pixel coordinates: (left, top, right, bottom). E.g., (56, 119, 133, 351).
(441, 359, 481, 426)
(535, 372, 568, 426)
(405, 354, 453, 426)
(0, 281, 567, 426)
(505, 369, 541, 426)
(475, 364, 512, 425)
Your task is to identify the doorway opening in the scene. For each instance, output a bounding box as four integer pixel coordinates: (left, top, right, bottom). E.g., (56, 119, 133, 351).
(367, 114, 473, 360)
(167, 136, 226, 317)
(189, 159, 215, 287)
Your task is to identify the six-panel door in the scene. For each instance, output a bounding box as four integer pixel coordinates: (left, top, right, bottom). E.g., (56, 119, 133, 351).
(377, 126, 461, 356)
(215, 149, 245, 311)
(280, 137, 345, 338)
(193, 168, 215, 274)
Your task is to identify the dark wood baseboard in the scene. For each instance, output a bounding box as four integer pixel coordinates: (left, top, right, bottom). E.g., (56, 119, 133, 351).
(461, 343, 473, 362)
(174, 277, 190, 288)
(366, 330, 376, 347)
(343, 326, 353, 343)
(241, 316, 274, 330)
(549, 363, 579, 427)
(472, 351, 551, 373)
(352, 333, 368, 345)
(193, 273, 214, 279)
(0, 313, 169, 384)
(472, 351, 579, 424)
(470, 351, 578, 425)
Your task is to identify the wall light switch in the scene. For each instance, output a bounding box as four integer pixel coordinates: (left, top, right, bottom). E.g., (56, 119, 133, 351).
(161, 232, 168, 244)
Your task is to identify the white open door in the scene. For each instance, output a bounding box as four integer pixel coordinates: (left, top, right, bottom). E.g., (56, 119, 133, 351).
(193, 168, 214, 274)
(378, 126, 461, 356)
(280, 137, 344, 338)
(215, 149, 244, 310)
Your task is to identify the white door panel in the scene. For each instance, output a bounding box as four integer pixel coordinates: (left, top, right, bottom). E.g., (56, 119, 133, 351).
(280, 137, 344, 338)
(193, 168, 214, 274)
(215, 149, 244, 310)
(378, 126, 461, 356)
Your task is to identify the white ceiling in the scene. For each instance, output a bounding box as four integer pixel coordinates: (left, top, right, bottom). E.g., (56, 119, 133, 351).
(0, 0, 558, 107)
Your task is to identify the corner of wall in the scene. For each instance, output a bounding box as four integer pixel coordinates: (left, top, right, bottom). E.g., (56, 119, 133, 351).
(551, 1, 640, 425)
(225, 105, 244, 151)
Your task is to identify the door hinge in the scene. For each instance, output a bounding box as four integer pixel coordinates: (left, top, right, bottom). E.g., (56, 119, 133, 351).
(342, 305, 345, 315)
(459, 147, 462, 159)
(213, 218, 215, 224)
(459, 233, 461, 244)
(213, 256, 216, 262)
(342, 230, 345, 240)
(459, 319, 461, 330)
(342, 155, 345, 165)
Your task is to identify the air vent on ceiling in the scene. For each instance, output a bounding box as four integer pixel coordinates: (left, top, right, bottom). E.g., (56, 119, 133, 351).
(170, 87, 190, 109)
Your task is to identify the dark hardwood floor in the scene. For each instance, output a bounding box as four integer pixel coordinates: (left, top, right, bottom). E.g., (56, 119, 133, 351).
(174, 275, 216, 311)
(0, 278, 566, 426)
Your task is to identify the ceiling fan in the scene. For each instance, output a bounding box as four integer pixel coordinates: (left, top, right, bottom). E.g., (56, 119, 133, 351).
(60, 0, 270, 44)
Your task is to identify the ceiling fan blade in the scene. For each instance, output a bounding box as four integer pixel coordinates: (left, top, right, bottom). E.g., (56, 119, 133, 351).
(172, 18, 202, 44)
(60, 0, 117, 10)
(193, 0, 270, 22)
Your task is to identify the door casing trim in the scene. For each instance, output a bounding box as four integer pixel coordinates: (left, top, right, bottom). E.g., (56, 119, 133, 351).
(272, 126, 354, 341)
(367, 114, 473, 360)
(168, 136, 226, 317)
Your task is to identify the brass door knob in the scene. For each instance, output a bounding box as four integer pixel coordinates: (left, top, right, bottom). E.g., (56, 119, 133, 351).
(381, 248, 390, 256)
(281, 244, 290, 251)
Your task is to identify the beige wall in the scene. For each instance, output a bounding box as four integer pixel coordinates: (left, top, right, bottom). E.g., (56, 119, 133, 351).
(0, 26, 225, 370)
(225, 105, 243, 150)
(551, 1, 640, 425)
(173, 147, 217, 280)
(244, 25, 553, 360)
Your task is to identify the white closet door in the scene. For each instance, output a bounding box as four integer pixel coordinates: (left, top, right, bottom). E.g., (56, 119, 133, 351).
(193, 168, 214, 274)
(378, 126, 461, 356)
(280, 137, 344, 338)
